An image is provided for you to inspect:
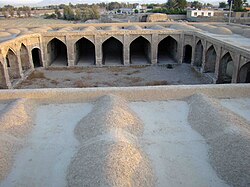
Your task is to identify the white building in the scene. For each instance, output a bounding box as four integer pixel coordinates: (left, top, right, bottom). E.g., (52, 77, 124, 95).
(187, 9, 214, 18)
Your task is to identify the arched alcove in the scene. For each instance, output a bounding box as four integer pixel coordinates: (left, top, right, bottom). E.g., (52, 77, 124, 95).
(157, 36, 178, 64)
(6, 49, 21, 82)
(47, 38, 68, 66)
(32, 48, 42, 67)
(102, 37, 123, 65)
(183, 44, 192, 64)
(238, 62, 250, 83)
(130, 36, 151, 64)
(204, 45, 216, 73)
(20, 44, 31, 72)
(75, 37, 95, 66)
(217, 52, 233, 83)
(194, 41, 203, 67)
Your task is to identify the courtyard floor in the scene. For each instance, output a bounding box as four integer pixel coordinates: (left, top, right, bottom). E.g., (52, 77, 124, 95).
(17, 64, 212, 89)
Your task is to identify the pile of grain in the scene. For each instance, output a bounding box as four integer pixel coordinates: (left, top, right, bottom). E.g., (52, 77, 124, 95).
(74, 95, 144, 142)
(188, 94, 250, 187)
(67, 95, 154, 187)
(0, 99, 36, 181)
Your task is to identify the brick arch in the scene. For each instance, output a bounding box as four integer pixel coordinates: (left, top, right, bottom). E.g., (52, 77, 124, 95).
(217, 52, 234, 83)
(3, 47, 17, 58)
(238, 61, 250, 83)
(194, 40, 204, 67)
(47, 37, 66, 46)
(195, 38, 205, 46)
(102, 37, 123, 65)
(130, 36, 151, 64)
(157, 36, 178, 63)
(31, 48, 43, 67)
(20, 43, 31, 72)
(129, 35, 151, 46)
(5, 48, 21, 81)
(47, 38, 68, 66)
(72, 36, 95, 46)
(158, 34, 179, 45)
(183, 44, 192, 64)
(74, 37, 96, 65)
(102, 35, 123, 45)
(204, 45, 217, 73)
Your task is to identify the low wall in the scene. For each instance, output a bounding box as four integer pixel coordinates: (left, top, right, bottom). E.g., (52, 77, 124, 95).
(0, 84, 249, 103)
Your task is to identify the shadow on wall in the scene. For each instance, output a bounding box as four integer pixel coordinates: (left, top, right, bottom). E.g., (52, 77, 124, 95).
(157, 36, 178, 64)
(130, 36, 151, 65)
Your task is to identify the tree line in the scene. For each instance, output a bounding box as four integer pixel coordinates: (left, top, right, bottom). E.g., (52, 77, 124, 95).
(1, 0, 249, 19)
(0, 5, 31, 18)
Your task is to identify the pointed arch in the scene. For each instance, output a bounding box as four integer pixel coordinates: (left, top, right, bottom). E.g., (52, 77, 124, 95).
(102, 37, 123, 65)
(103, 35, 123, 45)
(238, 61, 250, 83)
(204, 45, 216, 73)
(194, 40, 203, 67)
(217, 52, 233, 83)
(6, 49, 21, 81)
(157, 36, 178, 64)
(130, 36, 151, 64)
(129, 35, 151, 45)
(47, 38, 68, 66)
(20, 43, 31, 72)
(183, 44, 192, 64)
(75, 37, 95, 65)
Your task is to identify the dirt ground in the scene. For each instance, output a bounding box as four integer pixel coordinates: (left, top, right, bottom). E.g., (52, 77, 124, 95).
(17, 64, 212, 89)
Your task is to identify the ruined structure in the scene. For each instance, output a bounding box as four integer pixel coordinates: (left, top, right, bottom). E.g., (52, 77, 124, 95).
(0, 22, 250, 88)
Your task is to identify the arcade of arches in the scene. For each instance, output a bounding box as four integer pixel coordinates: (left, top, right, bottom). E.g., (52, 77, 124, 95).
(0, 34, 250, 88)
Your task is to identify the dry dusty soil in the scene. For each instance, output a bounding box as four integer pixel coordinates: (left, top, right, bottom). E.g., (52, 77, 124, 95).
(17, 64, 212, 89)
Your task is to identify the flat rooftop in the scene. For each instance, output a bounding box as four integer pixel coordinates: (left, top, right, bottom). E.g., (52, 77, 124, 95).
(0, 84, 249, 187)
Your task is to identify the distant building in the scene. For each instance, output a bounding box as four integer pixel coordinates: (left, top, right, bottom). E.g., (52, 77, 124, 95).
(119, 8, 133, 14)
(187, 9, 214, 18)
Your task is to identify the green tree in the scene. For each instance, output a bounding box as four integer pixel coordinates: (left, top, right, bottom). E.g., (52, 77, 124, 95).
(74, 8, 82, 20)
(55, 8, 62, 18)
(107, 2, 121, 10)
(176, 0, 187, 9)
(166, 0, 177, 8)
(219, 2, 227, 8)
(22, 6, 31, 17)
(17, 7, 22, 17)
(9, 8, 14, 17)
(63, 5, 74, 20)
(191, 1, 202, 9)
(2, 7, 8, 18)
(233, 0, 243, 11)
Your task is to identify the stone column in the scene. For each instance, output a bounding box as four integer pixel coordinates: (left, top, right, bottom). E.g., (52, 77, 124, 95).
(191, 35, 196, 66)
(231, 54, 241, 83)
(214, 46, 221, 83)
(38, 36, 45, 68)
(43, 38, 49, 68)
(178, 33, 184, 64)
(16, 50, 24, 78)
(95, 35, 102, 66)
(201, 40, 207, 73)
(66, 35, 75, 67)
(0, 55, 11, 88)
(151, 33, 158, 65)
(123, 34, 130, 66)
(27, 44, 35, 70)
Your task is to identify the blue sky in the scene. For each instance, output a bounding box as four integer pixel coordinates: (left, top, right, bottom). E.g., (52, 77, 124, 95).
(0, 0, 249, 6)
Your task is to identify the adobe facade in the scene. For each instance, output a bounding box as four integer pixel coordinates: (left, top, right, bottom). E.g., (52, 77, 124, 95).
(0, 22, 250, 88)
